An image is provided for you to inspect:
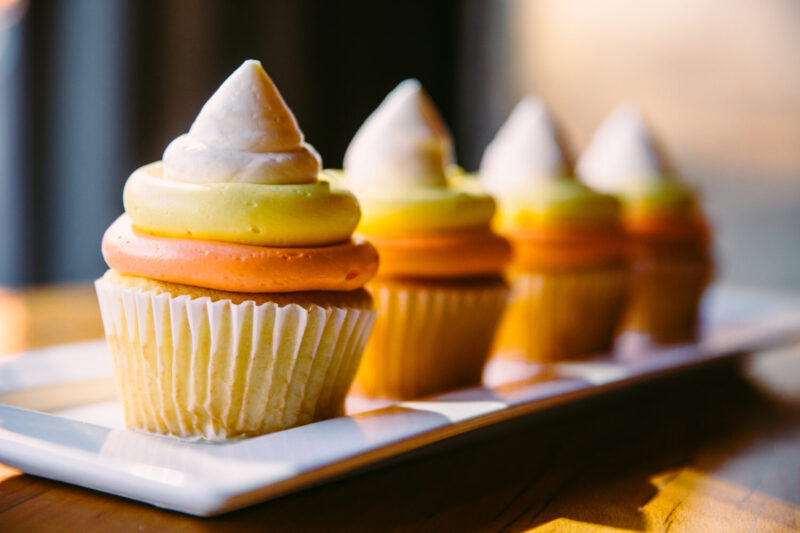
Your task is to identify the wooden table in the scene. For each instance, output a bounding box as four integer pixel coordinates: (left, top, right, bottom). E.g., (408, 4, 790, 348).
(1, 285, 799, 532)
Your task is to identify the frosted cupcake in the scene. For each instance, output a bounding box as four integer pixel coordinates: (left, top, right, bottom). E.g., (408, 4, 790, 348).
(577, 107, 712, 344)
(480, 97, 628, 362)
(96, 60, 378, 441)
(342, 80, 511, 399)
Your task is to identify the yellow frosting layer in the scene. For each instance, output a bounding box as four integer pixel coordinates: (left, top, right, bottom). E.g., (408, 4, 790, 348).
(617, 178, 698, 219)
(357, 185, 495, 237)
(124, 163, 361, 247)
(492, 177, 621, 233)
(326, 170, 494, 236)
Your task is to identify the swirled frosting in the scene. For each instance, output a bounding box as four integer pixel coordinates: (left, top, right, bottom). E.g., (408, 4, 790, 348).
(576, 107, 667, 192)
(341, 80, 509, 277)
(344, 79, 454, 192)
(479, 97, 619, 233)
(480, 96, 572, 196)
(106, 60, 376, 292)
(343, 80, 494, 236)
(124, 60, 362, 247)
(124, 163, 360, 246)
(576, 107, 697, 218)
(163, 59, 320, 185)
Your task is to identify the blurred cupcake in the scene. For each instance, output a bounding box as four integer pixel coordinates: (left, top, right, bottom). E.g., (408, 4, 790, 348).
(577, 107, 712, 344)
(480, 97, 628, 362)
(342, 80, 511, 399)
(96, 60, 378, 441)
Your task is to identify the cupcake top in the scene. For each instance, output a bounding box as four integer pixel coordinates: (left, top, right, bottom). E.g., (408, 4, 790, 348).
(124, 60, 360, 247)
(479, 97, 619, 234)
(342, 80, 509, 279)
(162, 60, 321, 185)
(103, 60, 378, 292)
(343, 80, 496, 237)
(576, 106, 698, 221)
(480, 96, 572, 195)
(344, 79, 453, 192)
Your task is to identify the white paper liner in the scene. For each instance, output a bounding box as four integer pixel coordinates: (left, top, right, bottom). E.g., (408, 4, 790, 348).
(492, 266, 629, 362)
(355, 280, 508, 399)
(95, 280, 376, 441)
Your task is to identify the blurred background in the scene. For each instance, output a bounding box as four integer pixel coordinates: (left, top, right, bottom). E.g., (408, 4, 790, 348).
(0, 0, 799, 289)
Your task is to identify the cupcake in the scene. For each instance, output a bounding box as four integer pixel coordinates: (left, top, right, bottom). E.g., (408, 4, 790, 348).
(577, 107, 712, 344)
(95, 60, 378, 441)
(480, 97, 628, 362)
(341, 80, 511, 399)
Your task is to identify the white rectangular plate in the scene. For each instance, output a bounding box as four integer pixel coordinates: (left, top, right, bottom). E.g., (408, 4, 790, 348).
(1, 286, 800, 516)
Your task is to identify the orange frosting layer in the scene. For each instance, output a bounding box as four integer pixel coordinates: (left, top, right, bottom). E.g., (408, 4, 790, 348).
(625, 213, 710, 243)
(508, 227, 627, 271)
(103, 215, 378, 293)
(368, 230, 511, 279)
(624, 213, 712, 261)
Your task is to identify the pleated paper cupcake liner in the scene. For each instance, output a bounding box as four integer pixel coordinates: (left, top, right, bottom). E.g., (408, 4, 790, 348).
(624, 256, 711, 344)
(355, 279, 509, 399)
(492, 266, 629, 362)
(95, 279, 376, 441)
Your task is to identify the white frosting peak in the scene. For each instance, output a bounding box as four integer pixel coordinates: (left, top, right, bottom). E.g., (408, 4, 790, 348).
(577, 107, 668, 193)
(479, 96, 571, 196)
(343, 79, 453, 191)
(163, 60, 320, 184)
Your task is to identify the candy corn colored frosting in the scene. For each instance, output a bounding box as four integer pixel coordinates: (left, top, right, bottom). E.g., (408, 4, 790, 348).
(366, 230, 510, 278)
(124, 162, 360, 247)
(343, 80, 510, 278)
(577, 106, 708, 244)
(480, 97, 624, 270)
(103, 215, 377, 292)
(104, 60, 377, 292)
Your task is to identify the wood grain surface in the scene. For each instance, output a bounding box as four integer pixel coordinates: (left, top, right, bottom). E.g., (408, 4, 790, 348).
(0, 284, 799, 532)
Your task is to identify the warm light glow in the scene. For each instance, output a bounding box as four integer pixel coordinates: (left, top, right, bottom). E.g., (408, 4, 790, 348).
(0, 291, 27, 355)
(0, 0, 26, 27)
